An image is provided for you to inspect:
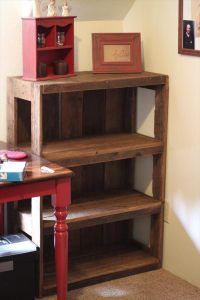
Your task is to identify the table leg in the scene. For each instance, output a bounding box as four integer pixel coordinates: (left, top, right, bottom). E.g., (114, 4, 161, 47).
(54, 178, 71, 300)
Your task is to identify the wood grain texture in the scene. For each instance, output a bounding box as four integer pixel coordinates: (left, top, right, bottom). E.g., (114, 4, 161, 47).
(19, 133, 163, 167)
(43, 94, 60, 141)
(32, 85, 43, 155)
(7, 71, 168, 297)
(19, 190, 161, 230)
(83, 90, 106, 136)
(9, 72, 167, 97)
(43, 244, 159, 293)
(7, 77, 18, 145)
(17, 99, 31, 143)
(151, 80, 169, 264)
(61, 92, 83, 139)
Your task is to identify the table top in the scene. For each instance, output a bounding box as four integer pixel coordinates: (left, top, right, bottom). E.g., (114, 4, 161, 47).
(0, 141, 73, 186)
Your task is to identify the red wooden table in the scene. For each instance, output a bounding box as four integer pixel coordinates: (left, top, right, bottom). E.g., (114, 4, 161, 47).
(0, 141, 73, 300)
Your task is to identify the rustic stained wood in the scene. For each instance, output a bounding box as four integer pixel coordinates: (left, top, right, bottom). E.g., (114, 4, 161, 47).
(68, 246, 159, 289)
(7, 71, 168, 296)
(18, 133, 163, 167)
(151, 81, 169, 263)
(43, 94, 60, 141)
(43, 245, 159, 294)
(18, 190, 161, 231)
(61, 92, 83, 139)
(17, 99, 31, 143)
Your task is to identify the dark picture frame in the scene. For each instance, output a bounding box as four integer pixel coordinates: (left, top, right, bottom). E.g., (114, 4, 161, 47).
(178, 0, 200, 56)
(92, 33, 142, 73)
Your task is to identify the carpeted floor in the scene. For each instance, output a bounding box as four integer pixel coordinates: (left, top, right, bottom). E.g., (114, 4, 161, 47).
(41, 269, 200, 300)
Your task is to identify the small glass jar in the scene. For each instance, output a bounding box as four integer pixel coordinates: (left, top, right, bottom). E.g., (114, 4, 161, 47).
(37, 33, 46, 48)
(57, 32, 65, 46)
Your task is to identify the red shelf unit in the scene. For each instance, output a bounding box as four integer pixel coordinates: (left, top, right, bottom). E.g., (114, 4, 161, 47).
(22, 17, 76, 81)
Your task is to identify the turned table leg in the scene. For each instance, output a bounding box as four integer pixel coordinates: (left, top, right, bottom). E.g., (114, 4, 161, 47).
(53, 178, 71, 300)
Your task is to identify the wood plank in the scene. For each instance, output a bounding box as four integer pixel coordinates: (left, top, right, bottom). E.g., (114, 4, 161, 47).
(19, 133, 163, 167)
(83, 90, 106, 135)
(151, 81, 169, 263)
(31, 85, 43, 155)
(102, 220, 131, 246)
(10, 72, 167, 98)
(105, 88, 126, 133)
(153, 82, 169, 200)
(68, 246, 159, 288)
(12, 77, 33, 101)
(7, 77, 18, 145)
(81, 164, 104, 197)
(124, 87, 137, 132)
(43, 94, 60, 141)
(104, 160, 129, 190)
(60, 191, 161, 229)
(42, 244, 159, 294)
(61, 92, 83, 139)
(31, 72, 167, 95)
(18, 190, 161, 231)
(17, 99, 31, 143)
(44, 133, 163, 166)
(104, 88, 136, 134)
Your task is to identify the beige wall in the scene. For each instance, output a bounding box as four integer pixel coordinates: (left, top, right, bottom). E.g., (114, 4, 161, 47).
(124, 0, 200, 289)
(74, 21, 122, 71)
(1, 0, 200, 290)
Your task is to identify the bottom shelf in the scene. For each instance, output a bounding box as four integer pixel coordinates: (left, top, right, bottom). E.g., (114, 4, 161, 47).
(43, 243, 159, 295)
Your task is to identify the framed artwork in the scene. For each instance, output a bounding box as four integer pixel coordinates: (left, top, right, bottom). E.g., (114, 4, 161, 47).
(92, 33, 142, 73)
(178, 0, 200, 56)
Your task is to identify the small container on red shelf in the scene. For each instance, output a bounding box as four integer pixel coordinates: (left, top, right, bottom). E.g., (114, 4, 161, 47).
(37, 33, 46, 48)
(56, 31, 65, 46)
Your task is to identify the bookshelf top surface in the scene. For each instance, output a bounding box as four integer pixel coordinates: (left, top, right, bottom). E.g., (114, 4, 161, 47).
(10, 71, 168, 96)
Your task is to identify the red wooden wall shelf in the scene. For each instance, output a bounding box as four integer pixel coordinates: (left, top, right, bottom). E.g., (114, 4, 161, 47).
(22, 17, 76, 81)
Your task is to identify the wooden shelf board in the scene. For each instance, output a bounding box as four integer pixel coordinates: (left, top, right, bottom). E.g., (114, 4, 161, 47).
(45, 190, 161, 229)
(17, 190, 161, 232)
(19, 133, 163, 167)
(43, 244, 159, 293)
(37, 45, 73, 51)
(12, 71, 168, 98)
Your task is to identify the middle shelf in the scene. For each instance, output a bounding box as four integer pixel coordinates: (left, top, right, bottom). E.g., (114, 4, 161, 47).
(17, 189, 162, 234)
(19, 133, 163, 167)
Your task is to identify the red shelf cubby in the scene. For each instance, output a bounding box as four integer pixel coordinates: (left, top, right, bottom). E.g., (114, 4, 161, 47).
(22, 17, 76, 81)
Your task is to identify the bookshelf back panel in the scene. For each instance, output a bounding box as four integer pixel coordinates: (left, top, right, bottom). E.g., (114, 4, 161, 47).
(16, 87, 137, 143)
(70, 159, 134, 201)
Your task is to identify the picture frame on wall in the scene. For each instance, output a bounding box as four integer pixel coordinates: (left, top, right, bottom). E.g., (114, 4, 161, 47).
(92, 33, 142, 73)
(178, 0, 200, 56)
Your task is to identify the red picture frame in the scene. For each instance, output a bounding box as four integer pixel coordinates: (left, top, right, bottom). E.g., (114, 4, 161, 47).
(92, 33, 142, 73)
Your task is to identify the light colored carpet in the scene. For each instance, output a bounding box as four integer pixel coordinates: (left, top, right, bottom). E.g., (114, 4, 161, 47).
(41, 269, 200, 300)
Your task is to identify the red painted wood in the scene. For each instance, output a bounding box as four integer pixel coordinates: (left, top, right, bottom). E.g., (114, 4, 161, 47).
(22, 19, 37, 79)
(0, 178, 71, 300)
(22, 17, 76, 81)
(92, 33, 142, 74)
(0, 141, 72, 300)
(0, 180, 56, 203)
(53, 178, 71, 300)
(55, 207, 68, 300)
